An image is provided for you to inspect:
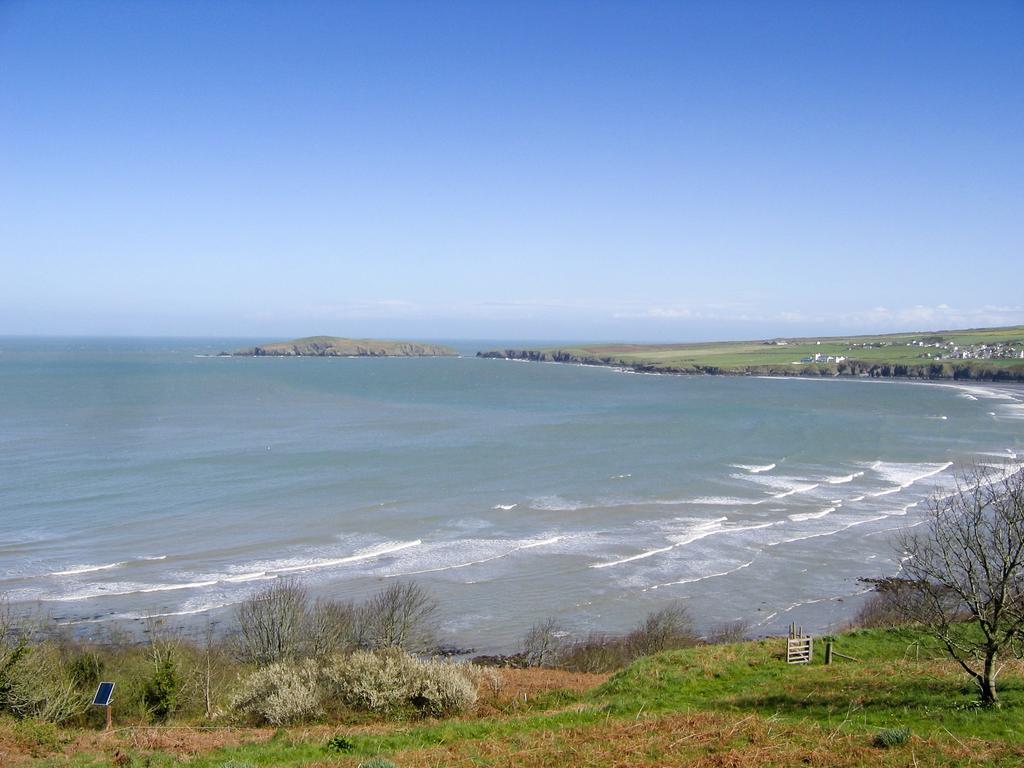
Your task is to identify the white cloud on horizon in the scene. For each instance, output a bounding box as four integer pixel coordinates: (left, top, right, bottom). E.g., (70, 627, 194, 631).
(246, 299, 1024, 337)
(607, 302, 1024, 334)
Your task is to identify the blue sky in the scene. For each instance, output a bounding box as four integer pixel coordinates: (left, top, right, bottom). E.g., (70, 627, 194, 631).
(1, 0, 1021, 341)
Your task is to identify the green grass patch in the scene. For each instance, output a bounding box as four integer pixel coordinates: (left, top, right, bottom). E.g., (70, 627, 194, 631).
(23, 627, 1024, 767)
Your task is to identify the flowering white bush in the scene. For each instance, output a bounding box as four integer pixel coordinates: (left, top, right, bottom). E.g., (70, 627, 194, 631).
(230, 650, 477, 723)
(230, 659, 322, 725)
(408, 659, 477, 716)
(324, 651, 476, 716)
(322, 650, 415, 713)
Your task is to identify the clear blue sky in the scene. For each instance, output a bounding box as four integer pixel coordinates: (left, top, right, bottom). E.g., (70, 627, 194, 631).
(1, 0, 1021, 341)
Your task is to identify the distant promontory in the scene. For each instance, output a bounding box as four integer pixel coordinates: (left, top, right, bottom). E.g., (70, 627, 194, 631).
(477, 326, 1024, 382)
(232, 336, 457, 357)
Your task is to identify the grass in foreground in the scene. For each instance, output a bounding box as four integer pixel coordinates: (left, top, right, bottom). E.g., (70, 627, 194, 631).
(8, 627, 1024, 767)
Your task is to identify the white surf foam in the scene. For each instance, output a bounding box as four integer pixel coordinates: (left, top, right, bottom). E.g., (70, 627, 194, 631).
(978, 449, 1018, 460)
(644, 559, 756, 591)
(51, 562, 125, 576)
(47, 579, 220, 602)
(64, 600, 236, 624)
(788, 507, 835, 522)
(270, 540, 421, 574)
(869, 486, 903, 497)
(825, 471, 864, 485)
(530, 496, 588, 511)
(769, 514, 890, 547)
(532, 494, 759, 511)
(890, 501, 920, 516)
(773, 483, 819, 499)
(685, 496, 760, 506)
(220, 571, 274, 583)
(492, 504, 518, 511)
(388, 536, 563, 577)
(731, 463, 777, 474)
(591, 519, 772, 569)
(869, 461, 953, 490)
(731, 473, 821, 499)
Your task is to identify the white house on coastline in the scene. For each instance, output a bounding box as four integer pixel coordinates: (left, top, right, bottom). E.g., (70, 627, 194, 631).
(800, 353, 846, 364)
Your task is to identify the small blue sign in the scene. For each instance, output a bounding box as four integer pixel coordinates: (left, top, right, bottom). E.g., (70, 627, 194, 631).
(93, 682, 115, 706)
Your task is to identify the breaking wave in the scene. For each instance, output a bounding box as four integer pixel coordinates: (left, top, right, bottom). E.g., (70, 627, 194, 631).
(731, 463, 777, 474)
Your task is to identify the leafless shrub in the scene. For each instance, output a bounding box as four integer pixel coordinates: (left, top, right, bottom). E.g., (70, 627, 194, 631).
(705, 619, 750, 644)
(626, 603, 696, 657)
(521, 618, 565, 667)
(558, 603, 698, 673)
(360, 582, 437, 652)
(235, 579, 310, 665)
(851, 578, 926, 629)
(191, 621, 232, 719)
(307, 599, 359, 658)
(558, 633, 632, 673)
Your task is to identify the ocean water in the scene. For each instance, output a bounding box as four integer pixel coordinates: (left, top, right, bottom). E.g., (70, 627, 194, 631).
(1, 337, 1022, 651)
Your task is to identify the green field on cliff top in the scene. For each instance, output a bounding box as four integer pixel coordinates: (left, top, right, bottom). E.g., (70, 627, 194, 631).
(484, 326, 1024, 377)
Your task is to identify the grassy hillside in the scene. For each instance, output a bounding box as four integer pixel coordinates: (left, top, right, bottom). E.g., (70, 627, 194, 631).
(234, 336, 457, 357)
(479, 326, 1024, 381)
(9, 627, 1022, 766)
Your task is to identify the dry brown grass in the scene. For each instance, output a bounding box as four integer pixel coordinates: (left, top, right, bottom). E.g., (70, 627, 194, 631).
(475, 668, 609, 715)
(383, 711, 1024, 768)
(0, 722, 274, 765)
(0, 666, 608, 765)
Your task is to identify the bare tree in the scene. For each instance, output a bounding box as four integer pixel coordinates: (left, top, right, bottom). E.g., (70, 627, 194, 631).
(897, 463, 1024, 706)
(190, 619, 232, 719)
(706, 619, 750, 645)
(362, 581, 437, 652)
(235, 579, 310, 665)
(626, 603, 696, 657)
(306, 598, 358, 657)
(521, 617, 565, 667)
(200, 621, 215, 719)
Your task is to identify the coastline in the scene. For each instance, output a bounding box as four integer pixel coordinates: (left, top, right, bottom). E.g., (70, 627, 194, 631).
(476, 349, 1024, 384)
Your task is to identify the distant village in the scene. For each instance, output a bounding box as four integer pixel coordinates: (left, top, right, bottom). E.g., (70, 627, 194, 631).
(767, 335, 1024, 364)
(902, 338, 1024, 361)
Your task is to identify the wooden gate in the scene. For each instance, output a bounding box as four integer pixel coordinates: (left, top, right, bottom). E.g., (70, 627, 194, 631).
(787, 636, 812, 664)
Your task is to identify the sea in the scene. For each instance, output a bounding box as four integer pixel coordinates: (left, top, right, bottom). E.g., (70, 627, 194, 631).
(1, 337, 1022, 652)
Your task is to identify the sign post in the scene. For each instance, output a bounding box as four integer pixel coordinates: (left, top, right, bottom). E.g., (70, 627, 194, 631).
(92, 682, 115, 730)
